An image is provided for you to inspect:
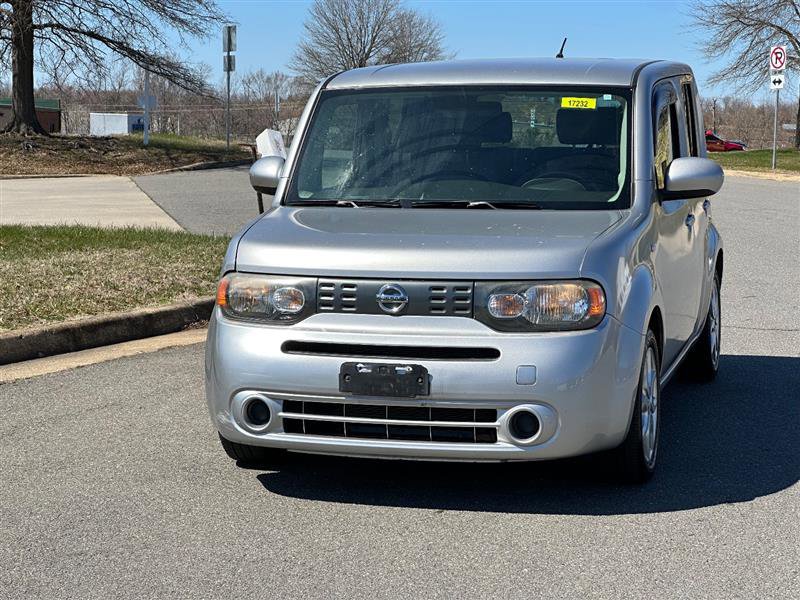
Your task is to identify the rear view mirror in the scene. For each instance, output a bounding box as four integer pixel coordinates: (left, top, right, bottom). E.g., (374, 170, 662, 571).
(663, 157, 724, 200)
(249, 155, 285, 195)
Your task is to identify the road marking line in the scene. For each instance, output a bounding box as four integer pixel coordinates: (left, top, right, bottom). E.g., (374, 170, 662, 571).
(0, 328, 207, 383)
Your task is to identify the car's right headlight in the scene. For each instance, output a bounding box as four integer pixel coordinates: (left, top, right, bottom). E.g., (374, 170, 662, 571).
(216, 273, 316, 324)
(474, 280, 606, 332)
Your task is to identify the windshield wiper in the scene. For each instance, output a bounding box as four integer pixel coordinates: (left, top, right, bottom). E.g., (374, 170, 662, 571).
(408, 200, 543, 210)
(287, 199, 401, 208)
(287, 199, 543, 209)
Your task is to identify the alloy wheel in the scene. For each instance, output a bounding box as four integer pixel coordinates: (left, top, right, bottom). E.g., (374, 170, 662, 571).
(640, 346, 659, 467)
(709, 282, 721, 369)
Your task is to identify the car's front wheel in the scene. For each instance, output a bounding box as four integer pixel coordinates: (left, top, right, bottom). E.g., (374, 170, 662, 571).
(218, 433, 285, 467)
(611, 329, 661, 483)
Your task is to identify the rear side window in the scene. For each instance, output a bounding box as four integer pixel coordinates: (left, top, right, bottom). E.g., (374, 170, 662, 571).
(682, 83, 699, 157)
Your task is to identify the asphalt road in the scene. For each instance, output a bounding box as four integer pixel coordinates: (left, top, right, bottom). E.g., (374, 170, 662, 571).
(1, 175, 798, 599)
(134, 166, 263, 236)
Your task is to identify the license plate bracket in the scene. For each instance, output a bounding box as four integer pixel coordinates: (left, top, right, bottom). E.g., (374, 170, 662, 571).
(339, 362, 430, 397)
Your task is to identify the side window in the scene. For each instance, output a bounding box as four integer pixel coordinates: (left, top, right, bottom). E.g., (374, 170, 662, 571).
(654, 103, 674, 189)
(681, 83, 699, 157)
(653, 81, 682, 190)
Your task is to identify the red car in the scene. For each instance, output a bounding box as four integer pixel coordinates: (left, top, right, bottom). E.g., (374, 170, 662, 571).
(705, 130, 746, 152)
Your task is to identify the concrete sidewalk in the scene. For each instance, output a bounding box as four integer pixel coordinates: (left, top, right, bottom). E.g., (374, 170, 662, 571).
(0, 175, 182, 230)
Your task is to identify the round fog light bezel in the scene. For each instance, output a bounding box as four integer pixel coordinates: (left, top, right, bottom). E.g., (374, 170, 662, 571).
(235, 394, 274, 433)
(505, 407, 543, 444)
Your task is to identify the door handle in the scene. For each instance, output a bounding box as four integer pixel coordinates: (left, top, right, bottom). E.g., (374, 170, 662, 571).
(685, 214, 695, 229)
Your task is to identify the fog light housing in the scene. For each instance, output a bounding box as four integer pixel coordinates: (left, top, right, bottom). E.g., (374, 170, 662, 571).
(509, 410, 541, 441)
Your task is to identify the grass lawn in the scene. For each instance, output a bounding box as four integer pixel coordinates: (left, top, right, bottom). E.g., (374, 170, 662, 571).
(709, 148, 800, 174)
(0, 225, 228, 331)
(0, 132, 251, 176)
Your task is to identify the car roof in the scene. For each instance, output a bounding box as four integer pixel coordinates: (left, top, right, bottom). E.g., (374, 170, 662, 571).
(325, 58, 689, 89)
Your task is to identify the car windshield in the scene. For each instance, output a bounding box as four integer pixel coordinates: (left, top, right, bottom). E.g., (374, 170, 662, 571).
(287, 86, 631, 210)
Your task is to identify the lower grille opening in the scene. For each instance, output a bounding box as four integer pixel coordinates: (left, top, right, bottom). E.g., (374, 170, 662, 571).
(388, 425, 430, 441)
(280, 401, 498, 444)
(281, 341, 500, 361)
(305, 420, 344, 437)
(345, 423, 386, 439)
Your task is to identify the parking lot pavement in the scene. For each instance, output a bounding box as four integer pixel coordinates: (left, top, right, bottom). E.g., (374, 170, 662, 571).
(1, 175, 798, 599)
(134, 166, 263, 236)
(0, 176, 182, 230)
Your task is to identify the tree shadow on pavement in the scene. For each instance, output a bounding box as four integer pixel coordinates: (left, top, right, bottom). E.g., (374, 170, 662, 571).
(255, 354, 800, 515)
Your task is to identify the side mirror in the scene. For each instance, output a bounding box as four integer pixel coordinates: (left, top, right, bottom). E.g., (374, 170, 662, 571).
(249, 155, 285, 195)
(663, 157, 724, 200)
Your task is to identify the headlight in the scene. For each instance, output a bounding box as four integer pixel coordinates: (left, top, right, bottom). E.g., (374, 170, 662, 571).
(475, 280, 605, 331)
(216, 273, 316, 324)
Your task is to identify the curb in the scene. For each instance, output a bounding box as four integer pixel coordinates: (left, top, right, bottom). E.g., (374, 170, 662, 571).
(0, 174, 98, 180)
(146, 158, 253, 175)
(0, 298, 214, 366)
(0, 159, 253, 179)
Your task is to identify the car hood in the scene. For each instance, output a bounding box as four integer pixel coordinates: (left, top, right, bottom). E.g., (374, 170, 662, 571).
(235, 207, 624, 279)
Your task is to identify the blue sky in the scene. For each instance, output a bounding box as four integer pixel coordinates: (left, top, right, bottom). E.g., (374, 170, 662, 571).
(192, 0, 785, 101)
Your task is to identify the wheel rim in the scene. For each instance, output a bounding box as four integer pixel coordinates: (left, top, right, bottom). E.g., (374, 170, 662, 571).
(640, 347, 659, 467)
(709, 282, 721, 369)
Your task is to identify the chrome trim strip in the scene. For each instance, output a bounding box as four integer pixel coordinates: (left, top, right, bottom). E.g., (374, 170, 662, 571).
(258, 389, 517, 408)
(279, 411, 498, 428)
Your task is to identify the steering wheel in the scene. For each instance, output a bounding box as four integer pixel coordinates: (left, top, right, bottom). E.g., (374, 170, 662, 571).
(390, 170, 489, 197)
(517, 171, 589, 190)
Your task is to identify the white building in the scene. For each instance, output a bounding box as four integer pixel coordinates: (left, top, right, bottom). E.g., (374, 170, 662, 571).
(89, 112, 145, 136)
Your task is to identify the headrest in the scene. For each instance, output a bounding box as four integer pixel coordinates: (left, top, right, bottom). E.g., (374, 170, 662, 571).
(556, 107, 621, 146)
(397, 98, 512, 145)
(462, 101, 512, 144)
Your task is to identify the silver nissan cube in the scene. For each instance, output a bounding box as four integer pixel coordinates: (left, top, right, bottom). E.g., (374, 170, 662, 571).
(205, 58, 724, 482)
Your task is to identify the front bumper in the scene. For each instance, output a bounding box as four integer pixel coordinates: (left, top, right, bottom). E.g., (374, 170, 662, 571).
(205, 310, 645, 461)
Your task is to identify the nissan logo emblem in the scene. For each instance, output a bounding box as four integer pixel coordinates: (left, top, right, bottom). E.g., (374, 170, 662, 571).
(376, 284, 408, 314)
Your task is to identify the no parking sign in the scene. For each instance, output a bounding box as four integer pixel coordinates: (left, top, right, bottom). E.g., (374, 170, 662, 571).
(769, 46, 787, 71)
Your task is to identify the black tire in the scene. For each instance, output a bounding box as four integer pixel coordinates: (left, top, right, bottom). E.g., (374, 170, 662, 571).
(218, 433, 284, 466)
(610, 330, 661, 483)
(685, 273, 721, 382)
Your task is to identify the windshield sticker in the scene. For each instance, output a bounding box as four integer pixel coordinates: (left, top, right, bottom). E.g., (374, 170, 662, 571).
(560, 97, 597, 109)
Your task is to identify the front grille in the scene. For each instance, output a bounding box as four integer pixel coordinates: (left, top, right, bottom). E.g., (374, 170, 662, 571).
(428, 284, 472, 315)
(281, 400, 498, 444)
(318, 281, 358, 312)
(317, 279, 473, 316)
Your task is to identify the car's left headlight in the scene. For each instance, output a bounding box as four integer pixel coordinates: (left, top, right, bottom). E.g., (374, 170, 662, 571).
(474, 280, 606, 332)
(216, 273, 316, 324)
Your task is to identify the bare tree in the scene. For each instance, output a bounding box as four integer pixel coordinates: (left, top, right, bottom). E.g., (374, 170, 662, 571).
(240, 69, 296, 130)
(384, 9, 446, 64)
(691, 0, 800, 147)
(0, 0, 225, 135)
(290, 0, 447, 84)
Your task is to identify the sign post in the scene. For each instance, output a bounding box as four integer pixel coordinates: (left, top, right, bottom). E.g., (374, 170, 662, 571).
(138, 71, 156, 147)
(223, 25, 237, 150)
(769, 46, 787, 171)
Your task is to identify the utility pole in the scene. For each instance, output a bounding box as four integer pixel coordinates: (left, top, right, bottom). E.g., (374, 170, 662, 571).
(223, 25, 237, 150)
(711, 98, 717, 133)
(275, 89, 280, 128)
